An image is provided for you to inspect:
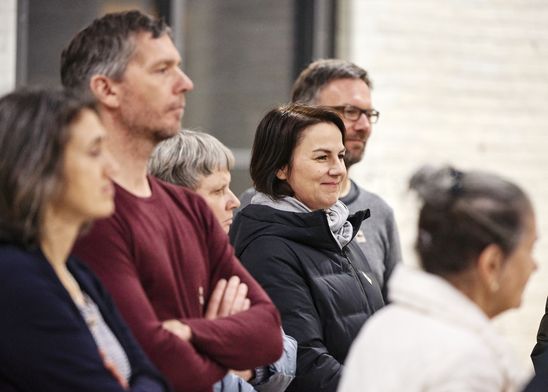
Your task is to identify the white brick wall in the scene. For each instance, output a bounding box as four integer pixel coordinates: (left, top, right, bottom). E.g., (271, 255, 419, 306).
(342, 0, 548, 372)
(0, 0, 16, 95)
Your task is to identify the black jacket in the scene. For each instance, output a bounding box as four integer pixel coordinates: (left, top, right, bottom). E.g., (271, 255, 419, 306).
(528, 297, 548, 391)
(230, 205, 384, 392)
(0, 245, 170, 392)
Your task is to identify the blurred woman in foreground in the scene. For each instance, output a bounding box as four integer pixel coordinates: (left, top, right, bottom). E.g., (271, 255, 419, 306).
(0, 88, 169, 391)
(339, 165, 536, 392)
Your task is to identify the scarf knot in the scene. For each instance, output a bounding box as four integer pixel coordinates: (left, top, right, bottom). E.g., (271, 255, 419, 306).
(251, 193, 353, 249)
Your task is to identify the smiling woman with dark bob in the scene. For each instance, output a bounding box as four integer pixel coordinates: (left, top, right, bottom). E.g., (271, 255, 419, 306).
(0, 88, 169, 392)
(229, 103, 385, 392)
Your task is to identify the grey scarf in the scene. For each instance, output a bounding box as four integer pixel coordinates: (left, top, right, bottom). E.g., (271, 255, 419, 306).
(251, 192, 354, 249)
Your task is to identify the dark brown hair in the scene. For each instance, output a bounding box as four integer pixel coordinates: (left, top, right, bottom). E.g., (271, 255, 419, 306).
(250, 103, 345, 199)
(291, 59, 372, 104)
(0, 87, 96, 248)
(61, 10, 170, 93)
(410, 165, 532, 276)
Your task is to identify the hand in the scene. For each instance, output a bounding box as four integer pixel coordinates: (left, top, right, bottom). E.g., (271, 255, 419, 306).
(205, 276, 251, 320)
(99, 349, 129, 390)
(231, 369, 254, 381)
(162, 319, 192, 341)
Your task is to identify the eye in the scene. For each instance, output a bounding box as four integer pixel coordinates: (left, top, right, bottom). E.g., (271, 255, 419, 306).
(338, 153, 345, 160)
(88, 146, 101, 158)
(212, 187, 225, 195)
(345, 107, 360, 117)
(156, 65, 169, 74)
(315, 155, 328, 161)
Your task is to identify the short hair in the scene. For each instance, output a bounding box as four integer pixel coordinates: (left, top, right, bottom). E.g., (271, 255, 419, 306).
(409, 165, 532, 276)
(149, 130, 235, 190)
(60, 10, 170, 93)
(251, 103, 345, 199)
(291, 59, 372, 104)
(0, 87, 97, 248)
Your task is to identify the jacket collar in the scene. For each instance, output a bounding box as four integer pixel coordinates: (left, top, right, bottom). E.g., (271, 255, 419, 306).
(389, 265, 526, 385)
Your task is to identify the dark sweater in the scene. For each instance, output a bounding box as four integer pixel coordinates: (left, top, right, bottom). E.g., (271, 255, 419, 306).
(0, 245, 168, 392)
(74, 177, 283, 392)
(230, 205, 384, 392)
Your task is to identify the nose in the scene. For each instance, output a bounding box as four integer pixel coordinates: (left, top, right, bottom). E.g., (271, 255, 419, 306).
(174, 67, 194, 93)
(329, 157, 346, 177)
(352, 112, 371, 136)
(226, 188, 241, 210)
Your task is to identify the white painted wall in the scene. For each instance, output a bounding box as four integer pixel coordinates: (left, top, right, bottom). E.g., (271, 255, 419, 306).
(0, 0, 16, 95)
(340, 0, 548, 372)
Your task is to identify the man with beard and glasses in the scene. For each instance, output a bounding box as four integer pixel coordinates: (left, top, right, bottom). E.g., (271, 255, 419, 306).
(239, 59, 401, 297)
(62, 10, 283, 392)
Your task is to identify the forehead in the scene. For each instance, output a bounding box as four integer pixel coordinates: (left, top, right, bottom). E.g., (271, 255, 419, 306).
(296, 122, 344, 150)
(315, 78, 371, 106)
(198, 169, 231, 188)
(129, 32, 181, 66)
(67, 109, 106, 150)
(523, 208, 537, 239)
(71, 109, 105, 137)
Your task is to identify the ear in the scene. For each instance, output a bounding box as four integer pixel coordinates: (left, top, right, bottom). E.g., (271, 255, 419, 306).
(276, 166, 288, 181)
(89, 75, 121, 109)
(477, 244, 504, 292)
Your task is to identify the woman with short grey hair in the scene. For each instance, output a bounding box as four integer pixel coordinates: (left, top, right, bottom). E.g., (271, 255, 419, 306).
(149, 129, 235, 189)
(150, 129, 297, 392)
(149, 130, 240, 233)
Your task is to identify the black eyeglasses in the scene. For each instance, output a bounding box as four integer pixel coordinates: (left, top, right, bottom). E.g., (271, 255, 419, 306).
(329, 105, 380, 124)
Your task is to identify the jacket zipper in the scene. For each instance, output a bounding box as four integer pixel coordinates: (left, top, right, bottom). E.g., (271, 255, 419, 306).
(342, 248, 368, 301)
(322, 212, 369, 303)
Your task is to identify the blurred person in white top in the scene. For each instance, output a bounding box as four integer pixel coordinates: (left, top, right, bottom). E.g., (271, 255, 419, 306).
(339, 165, 537, 392)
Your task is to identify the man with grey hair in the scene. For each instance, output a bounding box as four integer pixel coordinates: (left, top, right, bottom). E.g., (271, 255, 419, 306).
(239, 59, 401, 296)
(64, 10, 283, 392)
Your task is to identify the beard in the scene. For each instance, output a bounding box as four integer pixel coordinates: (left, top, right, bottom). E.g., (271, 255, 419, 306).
(118, 92, 182, 145)
(119, 106, 181, 144)
(344, 143, 366, 168)
(150, 125, 180, 144)
(129, 121, 180, 145)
